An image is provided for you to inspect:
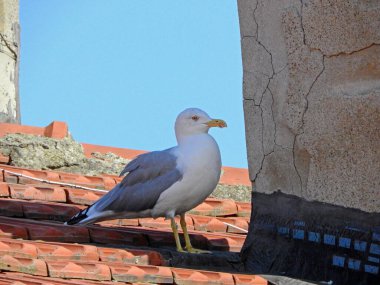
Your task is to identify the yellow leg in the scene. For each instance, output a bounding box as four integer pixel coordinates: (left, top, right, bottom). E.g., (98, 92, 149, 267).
(180, 214, 210, 254)
(170, 218, 185, 252)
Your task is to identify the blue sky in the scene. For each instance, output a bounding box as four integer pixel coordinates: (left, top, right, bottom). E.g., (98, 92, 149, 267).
(19, 1, 247, 168)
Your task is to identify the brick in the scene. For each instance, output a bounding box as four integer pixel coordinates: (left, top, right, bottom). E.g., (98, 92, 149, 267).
(28, 224, 90, 243)
(0, 255, 48, 276)
(0, 153, 9, 164)
(74, 280, 126, 285)
(113, 176, 122, 184)
(33, 169, 61, 181)
(9, 184, 66, 203)
(0, 238, 100, 264)
(140, 228, 177, 248)
(43, 121, 68, 139)
(139, 216, 194, 230)
(63, 172, 104, 187)
(220, 166, 251, 186)
(0, 223, 28, 239)
(206, 234, 246, 252)
(98, 247, 164, 266)
(236, 202, 251, 217)
(0, 272, 69, 285)
(172, 268, 234, 285)
(119, 218, 140, 226)
(65, 187, 104, 205)
(101, 177, 117, 190)
(0, 238, 38, 259)
(190, 216, 227, 233)
(3, 167, 61, 184)
(97, 218, 139, 227)
(0, 217, 89, 243)
(98, 247, 142, 264)
(33, 242, 99, 262)
(0, 273, 31, 285)
(185, 232, 209, 250)
(1, 272, 123, 285)
(233, 274, 269, 285)
(218, 217, 249, 234)
(59, 173, 104, 189)
(189, 198, 238, 217)
(0, 121, 69, 139)
(138, 217, 172, 229)
(47, 261, 111, 281)
(128, 248, 165, 266)
(80, 175, 109, 189)
(110, 264, 173, 284)
(3, 171, 18, 184)
(88, 226, 148, 246)
(0, 182, 9, 197)
(76, 280, 126, 285)
(130, 226, 208, 250)
(22, 201, 81, 222)
(0, 198, 23, 217)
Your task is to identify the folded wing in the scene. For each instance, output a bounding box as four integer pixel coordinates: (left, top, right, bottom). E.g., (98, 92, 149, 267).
(66, 149, 183, 225)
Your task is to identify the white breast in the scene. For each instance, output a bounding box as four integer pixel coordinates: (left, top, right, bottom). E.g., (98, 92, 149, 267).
(151, 134, 222, 218)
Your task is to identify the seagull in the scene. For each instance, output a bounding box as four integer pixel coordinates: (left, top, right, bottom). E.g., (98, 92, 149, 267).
(65, 108, 227, 253)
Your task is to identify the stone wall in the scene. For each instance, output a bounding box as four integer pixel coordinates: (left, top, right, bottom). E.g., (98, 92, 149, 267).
(239, 0, 380, 212)
(238, 0, 380, 283)
(0, 0, 20, 123)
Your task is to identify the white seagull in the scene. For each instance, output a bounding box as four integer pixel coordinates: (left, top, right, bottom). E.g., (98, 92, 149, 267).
(65, 108, 227, 253)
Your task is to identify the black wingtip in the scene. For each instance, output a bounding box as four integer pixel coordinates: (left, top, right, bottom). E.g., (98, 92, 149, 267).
(65, 207, 91, 225)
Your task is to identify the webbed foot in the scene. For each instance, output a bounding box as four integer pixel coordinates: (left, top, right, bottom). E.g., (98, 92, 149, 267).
(185, 246, 211, 254)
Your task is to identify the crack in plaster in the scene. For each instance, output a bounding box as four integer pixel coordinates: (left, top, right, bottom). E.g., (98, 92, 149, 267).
(252, 0, 274, 180)
(292, 133, 302, 195)
(299, 0, 306, 46)
(268, 87, 277, 151)
(242, 66, 272, 78)
(249, 0, 275, 105)
(300, 55, 325, 133)
(0, 32, 17, 61)
(293, 0, 375, 195)
(292, 52, 326, 196)
(321, 42, 380, 58)
(252, 1, 275, 136)
(299, 0, 380, 58)
(268, 64, 288, 150)
(252, 0, 259, 41)
(244, 0, 379, 196)
(284, 1, 327, 195)
(245, 0, 292, 181)
(254, 149, 275, 182)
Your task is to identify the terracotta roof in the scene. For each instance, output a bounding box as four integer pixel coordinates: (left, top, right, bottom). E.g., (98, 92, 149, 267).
(0, 121, 267, 284)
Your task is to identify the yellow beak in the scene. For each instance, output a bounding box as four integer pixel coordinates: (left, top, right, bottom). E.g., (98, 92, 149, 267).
(205, 119, 227, 128)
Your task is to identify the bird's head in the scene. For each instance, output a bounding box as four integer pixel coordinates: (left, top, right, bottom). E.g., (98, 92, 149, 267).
(175, 108, 227, 141)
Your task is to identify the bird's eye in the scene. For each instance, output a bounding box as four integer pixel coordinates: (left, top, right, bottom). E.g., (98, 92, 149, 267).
(191, 115, 199, 121)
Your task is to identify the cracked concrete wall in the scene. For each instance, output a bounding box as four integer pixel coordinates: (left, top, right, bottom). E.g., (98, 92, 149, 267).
(238, 0, 380, 213)
(0, 0, 20, 123)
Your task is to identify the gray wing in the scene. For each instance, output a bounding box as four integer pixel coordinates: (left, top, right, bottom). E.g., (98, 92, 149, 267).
(92, 148, 183, 213)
